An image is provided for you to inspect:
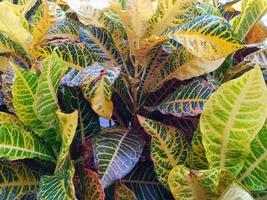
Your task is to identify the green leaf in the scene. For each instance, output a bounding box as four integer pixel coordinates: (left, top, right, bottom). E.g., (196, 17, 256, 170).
(122, 161, 174, 200)
(32, 41, 97, 68)
(115, 182, 136, 200)
(168, 165, 220, 200)
(232, 0, 267, 41)
(187, 128, 209, 170)
(37, 162, 76, 200)
(12, 64, 53, 138)
(253, 191, 267, 200)
(218, 182, 254, 200)
(59, 87, 100, 144)
(138, 115, 190, 187)
(80, 26, 124, 65)
(81, 169, 105, 200)
(35, 53, 68, 129)
(173, 15, 243, 60)
(200, 66, 267, 176)
(152, 77, 220, 117)
(237, 120, 267, 191)
(0, 161, 40, 200)
(0, 112, 55, 162)
(55, 110, 78, 173)
(93, 127, 143, 188)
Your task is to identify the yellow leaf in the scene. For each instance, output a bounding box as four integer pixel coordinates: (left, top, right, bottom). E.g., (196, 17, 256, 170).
(0, 1, 31, 50)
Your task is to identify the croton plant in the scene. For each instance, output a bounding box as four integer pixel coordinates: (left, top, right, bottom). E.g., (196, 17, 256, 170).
(0, 0, 267, 199)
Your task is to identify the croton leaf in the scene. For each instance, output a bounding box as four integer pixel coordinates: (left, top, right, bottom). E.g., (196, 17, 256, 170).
(218, 182, 254, 200)
(37, 162, 76, 200)
(0, 33, 31, 67)
(200, 66, 267, 176)
(232, 0, 267, 41)
(0, 1, 31, 50)
(92, 127, 144, 188)
(55, 110, 78, 172)
(32, 40, 97, 68)
(0, 112, 55, 162)
(168, 165, 220, 200)
(237, 120, 267, 191)
(80, 26, 124, 65)
(152, 77, 220, 117)
(32, 0, 57, 46)
(59, 87, 100, 144)
(115, 182, 136, 200)
(244, 48, 267, 66)
(145, 46, 225, 92)
(138, 115, 190, 187)
(122, 161, 174, 200)
(187, 128, 209, 170)
(253, 190, 267, 200)
(12, 64, 53, 138)
(0, 161, 40, 200)
(35, 53, 68, 129)
(144, 0, 197, 37)
(1, 67, 15, 113)
(81, 169, 105, 200)
(173, 15, 243, 60)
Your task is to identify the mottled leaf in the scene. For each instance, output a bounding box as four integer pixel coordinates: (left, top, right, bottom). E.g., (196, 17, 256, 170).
(200, 66, 267, 176)
(115, 182, 136, 200)
(173, 15, 243, 60)
(244, 48, 267, 67)
(138, 115, 190, 187)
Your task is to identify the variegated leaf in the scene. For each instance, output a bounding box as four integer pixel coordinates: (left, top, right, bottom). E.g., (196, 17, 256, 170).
(144, 0, 197, 37)
(1, 67, 15, 113)
(92, 127, 143, 188)
(0, 1, 31, 50)
(122, 161, 174, 200)
(80, 26, 124, 65)
(37, 162, 76, 200)
(35, 53, 68, 129)
(138, 115, 190, 187)
(232, 0, 267, 41)
(59, 87, 100, 144)
(55, 110, 78, 172)
(187, 128, 209, 170)
(244, 48, 267, 67)
(0, 33, 31, 67)
(115, 182, 136, 200)
(32, 0, 57, 46)
(0, 161, 40, 200)
(12, 64, 53, 138)
(81, 169, 105, 200)
(237, 120, 267, 191)
(200, 66, 267, 176)
(173, 15, 243, 60)
(32, 40, 97, 68)
(218, 182, 254, 200)
(0, 112, 55, 162)
(152, 77, 220, 117)
(253, 191, 267, 200)
(168, 165, 220, 200)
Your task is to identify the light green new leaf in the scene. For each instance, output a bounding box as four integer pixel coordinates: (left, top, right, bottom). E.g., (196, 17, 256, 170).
(218, 182, 254, 200)
(55, 110, 78, 173)
(200, 66, 267, 176)
(138, 115, 190, 187)
(232, 0, 267, 41)
(187, 128, 209, 170)
(93, 127, 143, 188)
(0, 161, 40, 200)
(0, 112, 55, 162)
(37, 162, 76, 200)
(35, 53, 68, 129)
(12, 64, 53, 138)
(173, 15, 243, 60)
(237, 120, 267, 191)
(168, 165, 220, 200)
